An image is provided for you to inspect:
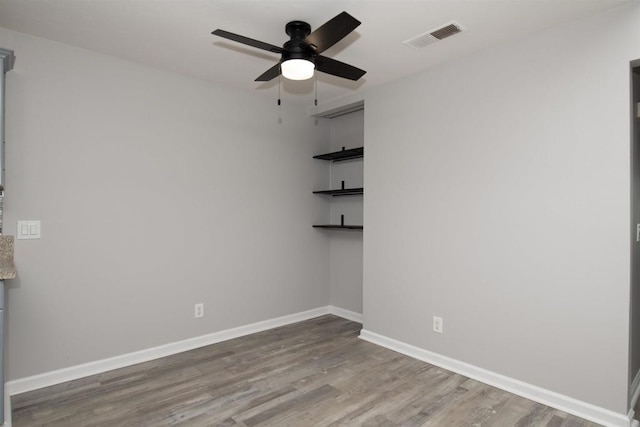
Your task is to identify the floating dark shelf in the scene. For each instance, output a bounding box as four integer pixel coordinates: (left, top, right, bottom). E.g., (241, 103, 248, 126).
(313, 187, 364, 196)
(313, 224, 363, 230)
(313, 146, 363, 162)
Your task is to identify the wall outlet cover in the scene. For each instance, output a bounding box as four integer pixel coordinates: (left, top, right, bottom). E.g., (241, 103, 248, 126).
(194, 303, 204, 319)
(433, 316, 443, 334)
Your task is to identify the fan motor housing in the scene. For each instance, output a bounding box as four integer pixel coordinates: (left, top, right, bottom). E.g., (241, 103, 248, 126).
(283, 21, 314, 62)
(282, 42, 313, 61)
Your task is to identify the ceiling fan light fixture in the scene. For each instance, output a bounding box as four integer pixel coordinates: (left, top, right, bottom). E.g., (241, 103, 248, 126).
(212, 12, 365, 83)
(281, 59, 315, 80)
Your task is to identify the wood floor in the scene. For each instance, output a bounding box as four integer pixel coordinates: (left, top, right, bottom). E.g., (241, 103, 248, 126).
(12, 315, 601, 426)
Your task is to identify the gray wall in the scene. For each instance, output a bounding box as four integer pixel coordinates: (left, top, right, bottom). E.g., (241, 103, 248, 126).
(0, 28, 331, 381)
(362, 3, 639, 414)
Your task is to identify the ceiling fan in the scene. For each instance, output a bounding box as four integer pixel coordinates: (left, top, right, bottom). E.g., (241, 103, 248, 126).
(212, 11, 366, 82)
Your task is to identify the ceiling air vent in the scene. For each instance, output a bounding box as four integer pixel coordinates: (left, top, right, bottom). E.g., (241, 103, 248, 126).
(403, 21, 463, 49)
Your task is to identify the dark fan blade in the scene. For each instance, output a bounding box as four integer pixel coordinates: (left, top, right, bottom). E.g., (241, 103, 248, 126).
(255, 63, 282, 82)
(315, 56, 366, 81)
(303, 12, 360, 54)
(212, 29, 284, 54)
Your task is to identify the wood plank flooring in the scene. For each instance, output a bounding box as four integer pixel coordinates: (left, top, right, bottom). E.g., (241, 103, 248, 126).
(12, 315, 601, 426)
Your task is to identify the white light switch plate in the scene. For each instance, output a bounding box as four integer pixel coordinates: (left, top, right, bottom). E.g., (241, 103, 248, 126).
(17, 220, 41, 239)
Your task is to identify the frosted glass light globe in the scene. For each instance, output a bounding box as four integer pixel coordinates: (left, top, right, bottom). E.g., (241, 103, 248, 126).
(281, 59, 315, 80)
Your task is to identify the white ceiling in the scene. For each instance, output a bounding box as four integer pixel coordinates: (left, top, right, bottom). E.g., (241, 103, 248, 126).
(0, 0, 632, 104)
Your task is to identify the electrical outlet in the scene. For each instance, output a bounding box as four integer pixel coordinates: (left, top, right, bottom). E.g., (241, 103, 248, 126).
(194, 303, 204, 318)
(433, 316, 443, 334)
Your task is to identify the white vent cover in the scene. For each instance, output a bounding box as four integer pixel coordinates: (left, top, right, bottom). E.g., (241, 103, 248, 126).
(403, 21, 463, 49)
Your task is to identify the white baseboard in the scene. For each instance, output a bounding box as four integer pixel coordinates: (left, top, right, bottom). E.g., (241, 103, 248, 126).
(359, 329, 631, 427)
(6, 306, 335, 397)
(0, 305, 352, 426)
(4, 305, 364, 399)
(327, 305, 363, 323)
(5, 308, 626, 427)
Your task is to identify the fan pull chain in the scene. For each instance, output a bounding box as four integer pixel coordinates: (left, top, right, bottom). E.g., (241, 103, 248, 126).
(314, 72, 318, 106)
(277, 74, 281, 106)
